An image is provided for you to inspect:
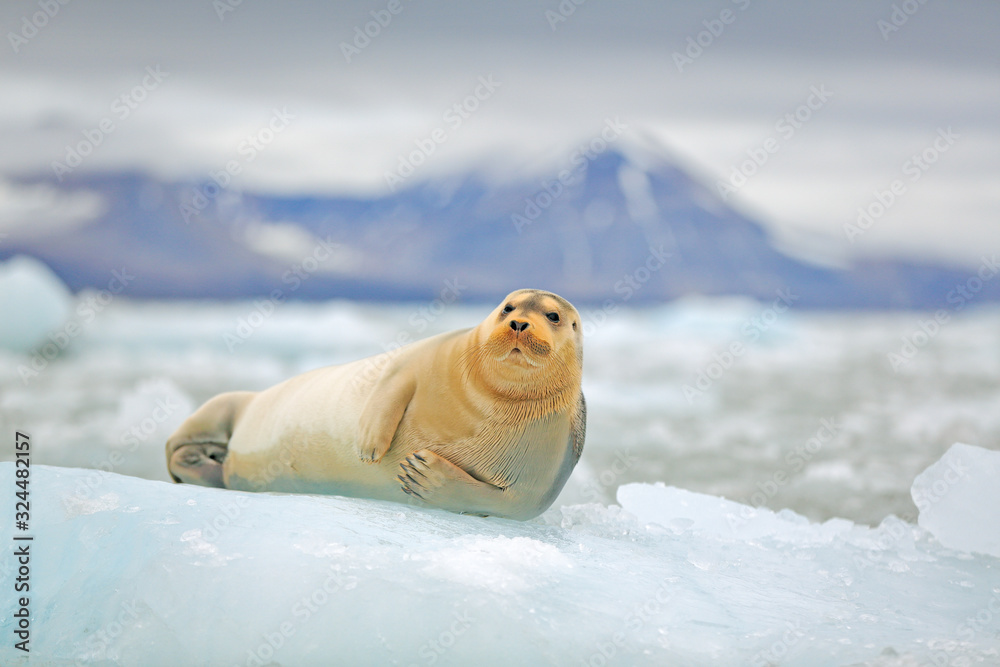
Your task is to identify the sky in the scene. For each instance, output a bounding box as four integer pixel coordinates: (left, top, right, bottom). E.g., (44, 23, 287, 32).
(0, 0, 997, 267)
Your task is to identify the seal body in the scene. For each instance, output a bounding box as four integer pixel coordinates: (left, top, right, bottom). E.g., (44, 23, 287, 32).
(166, 289, 586, 520)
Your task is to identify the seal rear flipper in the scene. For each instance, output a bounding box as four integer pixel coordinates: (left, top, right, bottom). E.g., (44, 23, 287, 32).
(168, 442, 227, 487)
(165, 390, 257, 487)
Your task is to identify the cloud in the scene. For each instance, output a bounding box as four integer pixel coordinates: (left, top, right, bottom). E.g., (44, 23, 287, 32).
(240, 220, 361, 272)
(0, 180, 106, 240)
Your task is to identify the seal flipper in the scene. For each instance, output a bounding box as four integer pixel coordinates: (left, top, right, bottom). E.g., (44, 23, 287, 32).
(168, 443, 227, 487)
(398, 449, 510, 518)
(165, 390, 256, 487)
(398, 396, 586, 520)
(357, 365, 416, 463)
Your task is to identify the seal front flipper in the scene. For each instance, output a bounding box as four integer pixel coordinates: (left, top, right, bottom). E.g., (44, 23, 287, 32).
(396, 449, 541, 520)
(356, 364, 416, 463)
(165, 391, 256, 487)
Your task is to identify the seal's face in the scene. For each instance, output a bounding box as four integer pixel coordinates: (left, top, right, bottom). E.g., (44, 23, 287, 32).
(474, 289, 582, 399)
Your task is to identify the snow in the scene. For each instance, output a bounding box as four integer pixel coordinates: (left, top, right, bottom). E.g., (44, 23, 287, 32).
(912, 443, 1000, 558)
(1, 450, 998, 666)
(0, 255, 73, 353)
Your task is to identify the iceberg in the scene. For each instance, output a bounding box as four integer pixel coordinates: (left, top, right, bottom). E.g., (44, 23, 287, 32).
(912, 442, 1000, 558)
(1, 445, 999, 666)
(0, 255, 73, 353)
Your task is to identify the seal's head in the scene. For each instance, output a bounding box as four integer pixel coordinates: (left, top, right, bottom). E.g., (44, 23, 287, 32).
(469, 289, 583, 402)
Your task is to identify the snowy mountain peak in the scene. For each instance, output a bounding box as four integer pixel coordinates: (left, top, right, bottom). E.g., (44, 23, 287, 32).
(0, 137, 994, 309)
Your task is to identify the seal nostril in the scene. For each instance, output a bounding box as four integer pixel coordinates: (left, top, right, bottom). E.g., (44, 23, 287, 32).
(510, 320, 528, 332)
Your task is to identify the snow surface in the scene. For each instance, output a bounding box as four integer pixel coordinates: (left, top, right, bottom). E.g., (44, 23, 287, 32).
(0, 451, 998, 667)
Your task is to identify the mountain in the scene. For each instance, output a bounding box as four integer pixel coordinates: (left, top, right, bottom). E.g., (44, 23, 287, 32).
(1, 140, 993, 309)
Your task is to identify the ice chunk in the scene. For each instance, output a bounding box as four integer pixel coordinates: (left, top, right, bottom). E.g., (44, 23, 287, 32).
(617, 482, 854, 544)
(0, 255, 73, 352)
(912, 442, 1000, 557)
(2, 463, 1000, 666)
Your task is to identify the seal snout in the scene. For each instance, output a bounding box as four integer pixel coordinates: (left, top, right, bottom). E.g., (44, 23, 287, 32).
(484, 289, 580, 371)
(499, 328, 550, 366)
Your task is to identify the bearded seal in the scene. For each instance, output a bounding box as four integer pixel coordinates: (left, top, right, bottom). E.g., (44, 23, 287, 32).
(165, 289, 586, 520)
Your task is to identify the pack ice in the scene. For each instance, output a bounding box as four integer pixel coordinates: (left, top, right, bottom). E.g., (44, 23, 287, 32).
(1, 444, 998, 667)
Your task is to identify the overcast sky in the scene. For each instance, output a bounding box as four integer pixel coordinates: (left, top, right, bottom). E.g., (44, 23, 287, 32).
(1, 0, 997, 267)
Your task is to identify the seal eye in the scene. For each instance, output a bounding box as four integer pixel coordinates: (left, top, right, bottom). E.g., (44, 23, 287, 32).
(546, 312, 560, 323)
(502, 304, 515, 314)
